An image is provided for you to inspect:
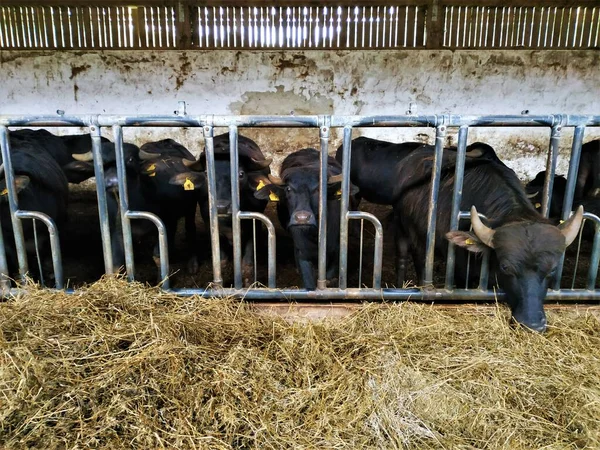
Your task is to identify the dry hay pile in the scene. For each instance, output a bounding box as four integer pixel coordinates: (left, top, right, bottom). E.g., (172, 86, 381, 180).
(1, 278, 599, 449)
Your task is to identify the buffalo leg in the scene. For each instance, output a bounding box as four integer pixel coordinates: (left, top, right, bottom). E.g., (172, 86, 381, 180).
(184, 207, 199, 274)
(394, 223, 410, 287)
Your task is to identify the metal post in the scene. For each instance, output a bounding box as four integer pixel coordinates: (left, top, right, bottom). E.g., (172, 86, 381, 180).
(0, 213, 11, 292)
(348, 211, 383, 289)
(113, 125, 136, 280)
(240, 212, 276, 288)
(90, 122, 114, 275)
(424, 124, 447, 286)
(586, 213, 600, 290)
(203, 124, 223, 286)
(317, 116, 330, 289)
(338, 125, 353, 290)
(445, 125, 469, 289)
(553, 125, 585, 290)
(541, 125, 562, 218)
(0, 126, 28, 281)
(229, 125, 242, 289)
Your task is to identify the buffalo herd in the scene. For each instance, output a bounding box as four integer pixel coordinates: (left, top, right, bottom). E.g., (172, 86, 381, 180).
(2, 129, 598, 332)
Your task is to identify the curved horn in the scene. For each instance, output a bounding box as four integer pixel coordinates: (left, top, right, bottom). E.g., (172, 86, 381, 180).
(268, 174, 284, 186)
(250, 157, 272, 170)
(526, 191, 539, 199)
(0, 163, 4, 178)
(470, 205, 495, 248)
(327, 174, 343, 184)
(183, 158, 197, 167)
(560, 205, 584, 247)
(138, 149, 159, 161)
(72, 151, 94, 162)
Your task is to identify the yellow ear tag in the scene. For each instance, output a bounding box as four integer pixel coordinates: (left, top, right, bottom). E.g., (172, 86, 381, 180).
(149, 172, 156, 177)
(183, 178, 195, 191)
(256, 180, 266, 191)
(465, 238, 475, 245)
(269, 192, 279, 202)
(0, 188, 7, 196)
(335, 189, 342, 198)
(559, 219, 565, 224)
(535, 203, 541, 208)
(145, 163, 156, 173)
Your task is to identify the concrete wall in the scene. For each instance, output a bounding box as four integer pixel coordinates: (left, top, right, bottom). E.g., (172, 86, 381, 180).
(1, 49, 599, 180)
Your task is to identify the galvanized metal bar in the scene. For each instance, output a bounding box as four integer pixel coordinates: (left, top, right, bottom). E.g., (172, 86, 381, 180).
(338, 125, 353, 290)
(112, 125, 135, 280)
(15, 210, 63, 289)
(317, 117, 330, 290)
(330, 115, 440, 128)
(0, 212, 11, 293)
(126, 210, 169, 288)
(165, 287, 600, 302)
(0, 114, 91, 127)
(424, 124, 447, 285)
(348, 210, 383, 289)
(584, 212, 600, 290)
(229, 125, 243, 289)
(90, 123, 114, 275)
(203, 124, 223, 286)
(477, 245, 490, 290)
(553, 125, 585, 290)
(240, 211, 276, 288)
(0, 126, 28, 281)
(541, 125, 562, 218)
(445, 125, 469, 289)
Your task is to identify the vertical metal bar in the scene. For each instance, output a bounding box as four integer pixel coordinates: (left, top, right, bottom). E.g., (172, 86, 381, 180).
(477, 241, 490, 290)
(541, 125, 561, 218)
(553, 125, 585, 289)
(112, 125, 135, 280)
(203, 125, 222, 285)
(424, 124, 447, 285)
(229, 125, 242, 289)
(90, 123, 114, 274)
(0, 126, 28, 281)
(317, 116, 330, 289)
(445, 125, 468, 289)
(338, 125, 353, 289)
(0, 212, 10, 292)
(358, 219, 364, 287)
(587, 217, 600, 290)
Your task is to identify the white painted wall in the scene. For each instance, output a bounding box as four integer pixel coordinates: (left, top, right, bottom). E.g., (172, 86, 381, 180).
(1, 49, 599, 180)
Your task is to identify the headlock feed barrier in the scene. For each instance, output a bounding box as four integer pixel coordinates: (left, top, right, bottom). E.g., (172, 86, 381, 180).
(0, 112, 599, 303)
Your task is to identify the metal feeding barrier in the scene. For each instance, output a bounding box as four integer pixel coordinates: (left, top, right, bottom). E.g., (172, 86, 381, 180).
(0, 113, 599, 303)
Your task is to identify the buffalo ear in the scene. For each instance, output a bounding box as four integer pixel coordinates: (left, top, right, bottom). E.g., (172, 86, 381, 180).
(326, 181, 360, 199)
(168, 172, 206, 191)
(254, 183, 283, 201)
(445, 230, 488, 253)
(13, 175, 31, 193)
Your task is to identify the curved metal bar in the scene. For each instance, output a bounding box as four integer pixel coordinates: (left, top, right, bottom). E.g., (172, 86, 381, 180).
(0, 126, 29, 281)
(229, 126, 243, 289)
(347, 211, 383, 289)
(239, 211, 276, 288)
(14, 210, 63, 289)
(126, 210, 170, 289)
(582, 212, 600, 290)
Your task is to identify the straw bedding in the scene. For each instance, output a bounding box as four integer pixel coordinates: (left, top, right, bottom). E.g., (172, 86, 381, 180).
(1, 278, 599, 449)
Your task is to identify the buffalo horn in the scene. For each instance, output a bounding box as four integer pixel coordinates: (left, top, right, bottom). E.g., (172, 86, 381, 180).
(183, 158, 197, 167)
(138, 149, 158, 160)
(267, 174, 284, 186)
(0, 163, 4, 177)
(526, 191, 539, 199)
(72, 151, 94, 162)
(250, 157, 272, 170)
(470, 205, 495, 248)
(560, 205, 584, 247)
(327, 174, 343, 184)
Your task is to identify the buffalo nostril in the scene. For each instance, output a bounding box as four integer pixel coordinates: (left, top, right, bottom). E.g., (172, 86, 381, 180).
(216, 202, 231, 215)
(293, 211, 313, 224)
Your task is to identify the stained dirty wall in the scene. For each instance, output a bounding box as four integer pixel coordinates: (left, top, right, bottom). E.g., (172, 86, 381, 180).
(1, 49, 599, 180)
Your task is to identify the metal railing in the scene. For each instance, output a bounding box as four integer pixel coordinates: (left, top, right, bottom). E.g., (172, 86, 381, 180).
(0, 112, 598, 302)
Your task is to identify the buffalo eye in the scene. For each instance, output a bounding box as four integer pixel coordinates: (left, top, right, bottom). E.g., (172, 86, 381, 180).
(500, 262, 511, 275)
(238, 170, 245, 178)
(286, 186, 292, 193)
(547, 267, 558, 278)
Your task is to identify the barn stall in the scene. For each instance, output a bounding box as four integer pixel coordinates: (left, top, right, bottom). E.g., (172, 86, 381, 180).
(1, 1, 600, 448)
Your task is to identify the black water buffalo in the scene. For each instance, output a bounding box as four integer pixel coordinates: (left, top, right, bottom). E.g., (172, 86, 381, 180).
(393, 145, 584, 332)
(255, 148, 357, 290)
(0, 138, 69, 283)
(10, 128, 110, 183)
(70, 141, 179, 276)
(169, 133, 272, 285)
(526, 139, 600, 214)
